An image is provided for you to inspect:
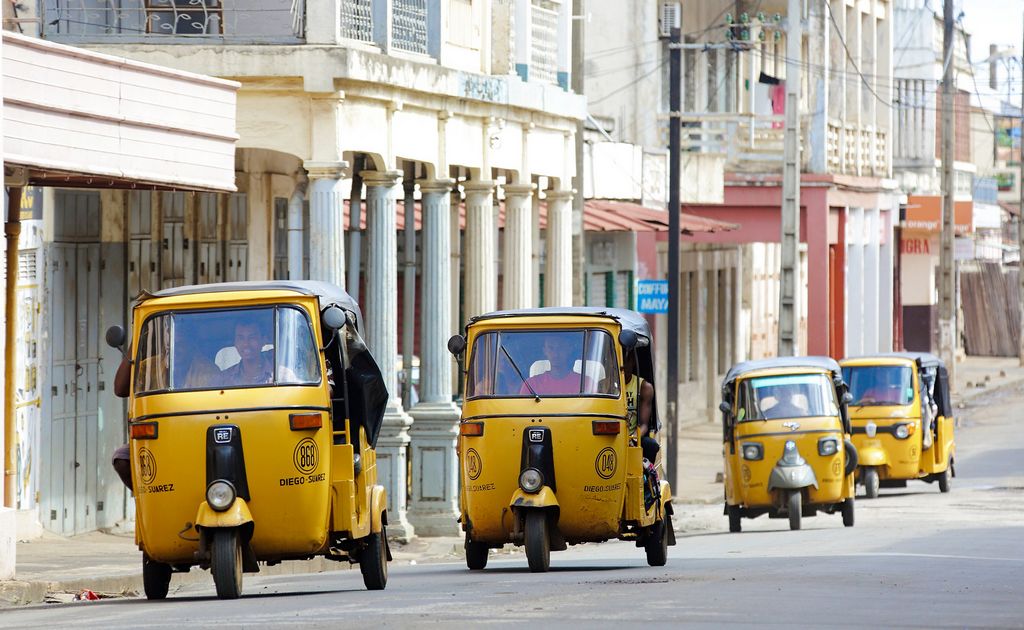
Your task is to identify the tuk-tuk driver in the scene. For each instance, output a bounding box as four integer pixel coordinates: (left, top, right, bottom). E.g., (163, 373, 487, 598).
(623, 350, 659, 463)
(762, 385, 807, 419)
(522, 335, 593, 395)
(219, 321, 275, 386)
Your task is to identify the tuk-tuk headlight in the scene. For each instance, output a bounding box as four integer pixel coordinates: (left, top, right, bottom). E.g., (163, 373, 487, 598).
(206, 480, 236, 512)
(865, 422, 877, 438)
(741, 442, 764, 461)
(895, 424, 910, 439)
(780, 440, 805, 466)
(519, 468, 544, 494)
(818, 437, 839, 456)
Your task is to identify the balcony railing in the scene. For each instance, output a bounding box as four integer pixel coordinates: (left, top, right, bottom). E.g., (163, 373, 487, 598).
(42, 0, 304, 43)
(529, 0, 559, 84)
(675, 113, 809, 172)
(827, 119, 890, 177)
(340, 0, 373, 42)
(391, 0, 427, 54)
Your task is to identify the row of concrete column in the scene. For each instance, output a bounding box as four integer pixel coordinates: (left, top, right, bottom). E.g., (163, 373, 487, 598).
(304, 167, 575, 538)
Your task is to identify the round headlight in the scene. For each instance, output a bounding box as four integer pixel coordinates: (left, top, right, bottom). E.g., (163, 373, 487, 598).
(895, 424, 910, 439)
(784, 440, 797, 452)
(519, 468, 544, 494)
(741, 443, 763, 461)
(865, 422, 877, 438)
(206, 480, 236, 512)
(818, 438, 838, 456)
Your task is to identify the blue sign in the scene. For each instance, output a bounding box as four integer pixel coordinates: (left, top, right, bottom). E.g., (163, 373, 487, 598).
(636, 280, 669, 314)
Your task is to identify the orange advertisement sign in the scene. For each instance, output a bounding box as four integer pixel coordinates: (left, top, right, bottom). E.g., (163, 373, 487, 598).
(904, 195, 972, 234)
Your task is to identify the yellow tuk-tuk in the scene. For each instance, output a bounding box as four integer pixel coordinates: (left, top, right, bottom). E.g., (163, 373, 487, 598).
(105, 281, 391, 599)
(720, 357, 857, 531)
(448, 308, 675, 572)
(840, 353, 956, 498)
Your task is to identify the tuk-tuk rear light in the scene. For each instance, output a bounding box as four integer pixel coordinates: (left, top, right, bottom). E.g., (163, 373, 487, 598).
(592, 420, 621, 435)
(206, 480, 236, 512)
(129, 422, 158, 440)
(740, 442, 763, 461)
(460, 422, 484, 437)
(289, 412, 323, 430)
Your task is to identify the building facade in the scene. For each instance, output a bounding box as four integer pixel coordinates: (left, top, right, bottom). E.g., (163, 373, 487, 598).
(15, 0, 585, 537)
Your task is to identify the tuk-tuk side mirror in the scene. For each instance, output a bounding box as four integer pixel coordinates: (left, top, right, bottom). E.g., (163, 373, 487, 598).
(719, 401, 732, 415)
(105, 325, 126, 350)
(322, 306, 347, 331)
(618, 329, 638, 350)
(447, 334, 467, 356)
(842, 392, 854, 405)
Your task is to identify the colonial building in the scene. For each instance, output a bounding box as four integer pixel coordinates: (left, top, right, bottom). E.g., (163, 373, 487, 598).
(13, 0, 585, 538)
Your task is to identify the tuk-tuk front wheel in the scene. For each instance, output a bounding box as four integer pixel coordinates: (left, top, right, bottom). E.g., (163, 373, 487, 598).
(465, 540, 489, 570)
(863, 467, 880, 499)
(524, 510, 550, 573)
(842, 497, 855, 527)
(727, 504, 742, 533)
(142, 555, 172, 600)
(787, 491, 802, 531)
(645, 515, 670, 567)
(211, 528, 243, 600)
(360, 526, 389, 590)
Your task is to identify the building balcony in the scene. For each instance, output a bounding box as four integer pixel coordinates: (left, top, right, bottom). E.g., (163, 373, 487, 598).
(675, 113, 889, 178)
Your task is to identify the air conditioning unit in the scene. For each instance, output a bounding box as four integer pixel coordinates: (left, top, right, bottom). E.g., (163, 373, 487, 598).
(659, 2, 681, 39)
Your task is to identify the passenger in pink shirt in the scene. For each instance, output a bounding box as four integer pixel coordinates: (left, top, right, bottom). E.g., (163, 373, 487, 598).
(521, 336, 592, 395)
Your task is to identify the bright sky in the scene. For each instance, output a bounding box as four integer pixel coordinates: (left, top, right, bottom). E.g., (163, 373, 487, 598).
(959, 0, 1024, 70)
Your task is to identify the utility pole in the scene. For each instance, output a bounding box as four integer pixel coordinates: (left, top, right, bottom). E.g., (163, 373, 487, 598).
(1018, 12, 1024, 367)
(778, 0, 801, 357)
(571, 0, 586, 307)
(939, 0, 956, 380)
(665, 2, 681, 491)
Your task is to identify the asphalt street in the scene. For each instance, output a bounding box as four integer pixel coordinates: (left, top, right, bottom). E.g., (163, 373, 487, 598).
(2, 385, 1022, 628)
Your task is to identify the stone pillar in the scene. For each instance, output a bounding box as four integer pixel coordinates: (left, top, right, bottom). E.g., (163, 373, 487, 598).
(462, 180, 497, 320)
(305, 162, 348, 287)
(502, 183, 536, 309)
(544, 189, 575, 307)
(287, 175, 308, 280)
(362, 169, 414, 541)
(408, 179, 461, 536)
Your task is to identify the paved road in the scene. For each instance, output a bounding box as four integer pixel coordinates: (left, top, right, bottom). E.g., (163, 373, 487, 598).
(3, 386, 1022, 628)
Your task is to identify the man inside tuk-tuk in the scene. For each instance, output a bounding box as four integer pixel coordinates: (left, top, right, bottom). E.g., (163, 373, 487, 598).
(521, 335, 594, 395)
(622, 350, 658, 463)
(760, 385, 808, 419)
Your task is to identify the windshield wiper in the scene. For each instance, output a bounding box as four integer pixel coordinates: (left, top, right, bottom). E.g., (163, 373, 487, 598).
(500, 345, 540, 401)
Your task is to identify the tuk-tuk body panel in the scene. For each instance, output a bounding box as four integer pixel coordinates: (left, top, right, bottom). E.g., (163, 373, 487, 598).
(729, 416, 849, 507)
(459, 415, 627, 544)
(131, 402, 333, 564)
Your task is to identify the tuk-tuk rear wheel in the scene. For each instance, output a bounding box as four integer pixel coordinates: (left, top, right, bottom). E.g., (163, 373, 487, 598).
(938, 461, 952, 493)
(211, 528, 243, 600)
(645, 515, 669, 567)
(863, 467, 880, 499)
(787, 491, 802, 531)
(360, 526, 389, 590)
(142, 555, 172, 600)
(465, 540, 488, 570)
(524, 511, 550, 573)
(727, 504, 742, 533)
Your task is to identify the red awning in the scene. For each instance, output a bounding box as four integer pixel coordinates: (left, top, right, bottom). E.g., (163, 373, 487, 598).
(342, 198, 738, 234)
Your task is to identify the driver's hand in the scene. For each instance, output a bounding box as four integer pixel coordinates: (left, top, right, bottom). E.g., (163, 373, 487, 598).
(629, 437, 638, 447)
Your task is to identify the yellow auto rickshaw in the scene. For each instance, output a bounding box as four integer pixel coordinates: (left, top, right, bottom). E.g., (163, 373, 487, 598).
(720, 357, 857, 531)
(840, 353, 956, 498)
(447, 308, 674, 572)
(105, 280, 391, 599)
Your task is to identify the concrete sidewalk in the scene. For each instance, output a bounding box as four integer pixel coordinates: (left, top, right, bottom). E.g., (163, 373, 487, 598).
(2, 355, 1020, 607)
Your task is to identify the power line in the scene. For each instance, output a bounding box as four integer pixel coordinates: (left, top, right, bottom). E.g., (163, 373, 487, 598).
(823, 0, 896, 110)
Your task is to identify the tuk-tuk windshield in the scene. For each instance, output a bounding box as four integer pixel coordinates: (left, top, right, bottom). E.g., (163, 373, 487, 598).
(135, 306, 321, 394)
(466, 329, 620, 398)
(736, 373, 839, 421)
(842, 366, 914, 406)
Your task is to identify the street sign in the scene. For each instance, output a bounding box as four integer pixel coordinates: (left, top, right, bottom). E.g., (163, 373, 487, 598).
(636, 280, 669, 314)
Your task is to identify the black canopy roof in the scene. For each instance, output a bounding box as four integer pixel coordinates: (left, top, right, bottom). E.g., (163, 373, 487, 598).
(468, 307, 652, 340)
(140, 281, 364, 330)
(843, 352, 945, 369)
(724, 356, 843, 387)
